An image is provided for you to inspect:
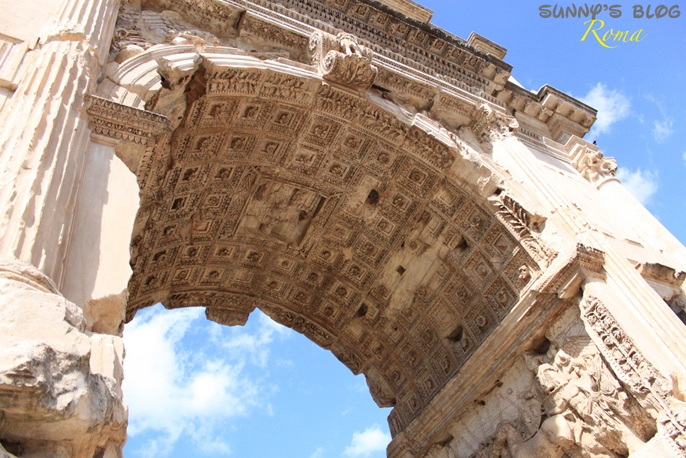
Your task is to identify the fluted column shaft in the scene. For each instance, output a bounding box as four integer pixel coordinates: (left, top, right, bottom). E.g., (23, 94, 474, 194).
(0, 0, 120, 286)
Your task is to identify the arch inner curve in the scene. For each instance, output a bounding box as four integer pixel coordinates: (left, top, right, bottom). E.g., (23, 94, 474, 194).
(125, 52, 550, 435)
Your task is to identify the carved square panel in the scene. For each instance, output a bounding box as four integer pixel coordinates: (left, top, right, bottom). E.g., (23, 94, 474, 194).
(325, 217, 360, 247)
(179, 244, 211, 266)
(209, 245, 235, 262)
(230, 269, 255, 289)
(394, 157, 438, 198)
(339, 130, 368, 157)
(174, 165, 205, 193)
(317, 300, 342, 325)
(233, 100, 273, 130)
(166, 192, 201, 220)
(463, 251, 496, 286)
(199, 267, 226, 286)
(257, 141, 288, 168)
(220, 133, 257, 160)
(430, 180, 466, 218)
(310, 245, 342, 271)
(272, 256, 298, 275)
(463, 301, 496, 344)
(354, 236, 389, 268)
(263, 277, 289, 300)
(363, 141, 398, 177)
(303, 116, 341, 148)
(170, 267, 197, 286)
(264, 107, 307, 137)
(140, 270, 169, 294)
(188, 133, 226, 161)
(456, 203, 492, 243)
(286, 144, 325, 175)
(485, 277, 517, 321)
(147, 246, 179, 271)
(198, 97, 239, 127)
(322, 158, 357, 188)
(240, 249, 266, 268)
(480, 226, 517, 267)
(155, 223, 184, 248)
(211, 165, 237, 188)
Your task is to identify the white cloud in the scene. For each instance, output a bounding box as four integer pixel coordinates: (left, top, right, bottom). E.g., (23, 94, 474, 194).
(221, 311, 292, 368)
(310, 447, 326, 458)
(616, 168, 658, 205)
(343, 425, 391, 457)
(682, 151, 686, 166)
(653, 119, 674, 143)
(644, 94, 674, 143)
(579, 83, 631, 138)
(123, 306, 277, 456)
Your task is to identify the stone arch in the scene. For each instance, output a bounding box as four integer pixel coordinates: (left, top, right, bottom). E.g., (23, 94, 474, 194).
(109, 46, 554, 436)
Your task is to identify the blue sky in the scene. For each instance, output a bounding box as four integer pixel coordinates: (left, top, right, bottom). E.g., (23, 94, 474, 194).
(122, 3, 685, 457)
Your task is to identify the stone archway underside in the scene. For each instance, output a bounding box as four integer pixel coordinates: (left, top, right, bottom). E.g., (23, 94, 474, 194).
(125, 55, 551, 435)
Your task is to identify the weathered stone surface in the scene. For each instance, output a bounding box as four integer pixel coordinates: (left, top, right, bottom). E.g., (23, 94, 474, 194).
(0, 257, 126, 458)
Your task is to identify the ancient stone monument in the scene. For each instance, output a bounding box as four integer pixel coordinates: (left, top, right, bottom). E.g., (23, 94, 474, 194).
(1, 0, 686, 457)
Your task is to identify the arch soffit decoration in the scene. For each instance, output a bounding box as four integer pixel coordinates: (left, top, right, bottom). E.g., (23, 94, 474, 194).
(95, 45, 556, 437)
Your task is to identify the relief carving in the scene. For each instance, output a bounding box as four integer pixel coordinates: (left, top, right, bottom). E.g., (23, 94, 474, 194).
(475, 336, 655, 458)
(572, 147, 618, 187)
(581, 296, 686, 457)
(469, 103, 519, 151)
(309, 31, 377, 90)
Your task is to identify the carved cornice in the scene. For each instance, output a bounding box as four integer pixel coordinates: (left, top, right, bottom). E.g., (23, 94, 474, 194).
(538, 243, 605, 299)
(85, 95, 172, 145)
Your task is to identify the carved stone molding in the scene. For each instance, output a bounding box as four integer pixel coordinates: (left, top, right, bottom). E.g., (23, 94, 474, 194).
(309, 31, 378, 90)
(581, 295, 686, 457)
(85, 95, 172, 145)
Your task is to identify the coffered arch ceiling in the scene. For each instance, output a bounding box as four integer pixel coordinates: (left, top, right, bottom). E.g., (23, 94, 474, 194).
(120, 50, 553, 435)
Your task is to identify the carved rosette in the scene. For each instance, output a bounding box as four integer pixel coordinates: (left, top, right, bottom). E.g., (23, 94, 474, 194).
(309, 31, 377, 91)
(469, 103, 519, 150)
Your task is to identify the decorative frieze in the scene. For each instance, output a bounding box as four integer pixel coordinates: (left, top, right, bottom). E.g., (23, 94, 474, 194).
(86, 95, 172, 145)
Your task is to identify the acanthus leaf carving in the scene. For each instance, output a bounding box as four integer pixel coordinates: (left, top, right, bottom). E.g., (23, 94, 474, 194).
(309, 31, 377, 91)
(487, 192, 553, 266)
